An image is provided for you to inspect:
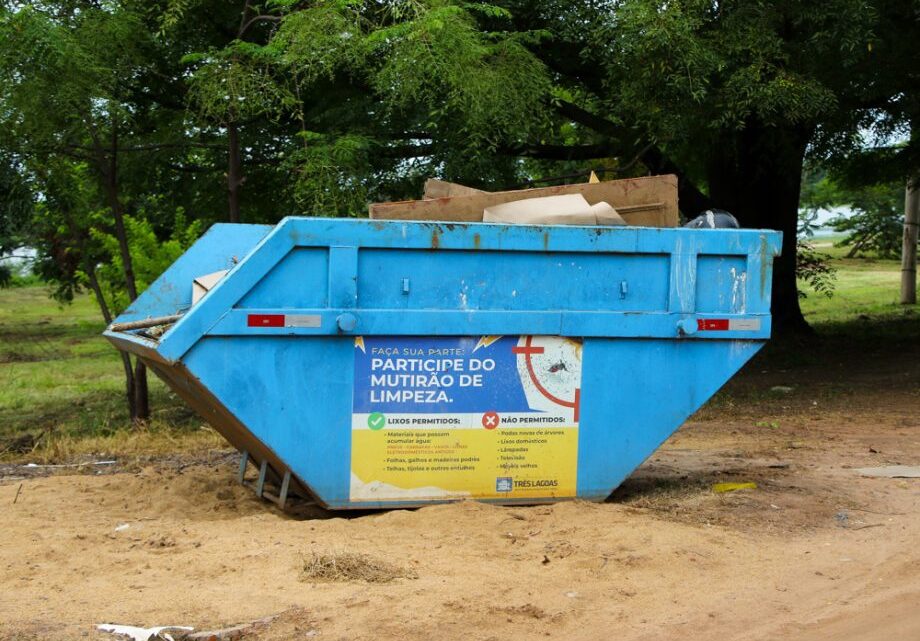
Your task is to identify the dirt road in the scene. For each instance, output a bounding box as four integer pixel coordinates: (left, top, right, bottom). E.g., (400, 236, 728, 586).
(1, 338, 918, 641)
(1, 404, 917, 640)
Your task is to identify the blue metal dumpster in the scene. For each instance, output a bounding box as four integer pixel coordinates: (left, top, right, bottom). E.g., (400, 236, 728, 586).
(104, 217, 781, 509)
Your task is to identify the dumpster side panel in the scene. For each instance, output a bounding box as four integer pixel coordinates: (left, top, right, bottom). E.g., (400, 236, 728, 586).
(356, 250, 671, 312)
(104, 218, 783, 509)
(182, 336, 355, 506)
(576, 337, 763, 499)
(237, 248, 329, 309)
(115, 223, 272, 324)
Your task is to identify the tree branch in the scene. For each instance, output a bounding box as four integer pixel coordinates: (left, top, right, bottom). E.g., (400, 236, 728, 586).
(504, 142, 620, 161)
(239, 14, 282, 36)
(64, 141, 224, 154)
(554, 100, 714, 214)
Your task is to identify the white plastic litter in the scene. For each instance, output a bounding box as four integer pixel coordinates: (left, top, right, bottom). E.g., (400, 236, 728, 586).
(96, 624, 194, 641)
(856, 466, 920, 478)
(483, 194, 626, 226)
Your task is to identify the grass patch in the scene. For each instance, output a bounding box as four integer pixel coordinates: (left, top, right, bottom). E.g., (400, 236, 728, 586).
(0, 286, 205, 461)
(6, 423, 228, 464)
(798, 256, 915, 325)
(301, 551, 418, 583)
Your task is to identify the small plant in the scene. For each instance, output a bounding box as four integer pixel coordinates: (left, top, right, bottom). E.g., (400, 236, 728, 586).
(796, 239, 836, 299)
(796, 208, 837, 299)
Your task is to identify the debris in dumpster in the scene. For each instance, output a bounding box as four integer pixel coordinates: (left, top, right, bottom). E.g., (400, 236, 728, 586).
(483, 193, 626, 226)
(712, 482, 758, 493)
(96, 623, 194, 641)
(369, 173, 678, 226)
(423, 178, 485, 199)
(192, 269, 229, 305)
(684, 209, 741, 229)
(109, 315, 184, 333)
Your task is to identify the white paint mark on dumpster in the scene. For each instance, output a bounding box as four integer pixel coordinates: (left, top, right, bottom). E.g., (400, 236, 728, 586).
(729, 267, 747, 313)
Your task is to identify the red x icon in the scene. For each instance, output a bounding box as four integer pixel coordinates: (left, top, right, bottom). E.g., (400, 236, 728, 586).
(482, 411, 500, 429)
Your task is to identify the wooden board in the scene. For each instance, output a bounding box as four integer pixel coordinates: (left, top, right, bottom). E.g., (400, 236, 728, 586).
(371, 174, 679, 227)
(422, 179, 485, 199)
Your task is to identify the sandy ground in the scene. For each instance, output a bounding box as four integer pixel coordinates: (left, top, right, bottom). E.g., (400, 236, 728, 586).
(1, 367, 918, 640)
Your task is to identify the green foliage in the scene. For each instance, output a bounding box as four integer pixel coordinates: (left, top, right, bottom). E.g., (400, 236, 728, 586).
(0, 152, 36, 287)
(796, 241, 837, 299)
(168, 0, 555, 209)
(284, 132, 372, 217)
(830, 182, 905, 259)
(271, 5, 364, 83)
(570, 0, 872, 145)
(801, 170, 906, 258)
(92, 213, 202, 314)
(185, 43, 294, 124)
(366, 3, 552, 149)
(23, 160, 105, 304)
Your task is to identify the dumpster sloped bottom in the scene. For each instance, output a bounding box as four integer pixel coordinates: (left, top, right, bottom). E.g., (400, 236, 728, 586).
(105, 217, 781, 509)
(179, 335, 761, 507)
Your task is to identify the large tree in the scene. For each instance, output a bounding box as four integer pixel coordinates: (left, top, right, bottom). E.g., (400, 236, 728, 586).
(208, 0, 915, 333)
(4, 0, 919, 374)
(0, 1, 206, 420)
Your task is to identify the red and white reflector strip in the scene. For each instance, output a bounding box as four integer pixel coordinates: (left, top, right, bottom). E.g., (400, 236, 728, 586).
(697, 318, 761, 331)
(247, 314, 322, 328)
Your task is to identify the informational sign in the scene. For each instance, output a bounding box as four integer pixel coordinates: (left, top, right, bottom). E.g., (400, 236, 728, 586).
(350, 335, 581, 502)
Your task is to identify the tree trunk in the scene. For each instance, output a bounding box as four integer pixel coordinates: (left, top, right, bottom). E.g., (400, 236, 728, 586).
(86, 265, 137, 418)
(228, 122, 242, 223)
(134, 360, 149, 420)
(707, 122, 813, 335)
(108, 126, 139, 303)
(106, 122, 148, 421)
(902, 177, 919, 304)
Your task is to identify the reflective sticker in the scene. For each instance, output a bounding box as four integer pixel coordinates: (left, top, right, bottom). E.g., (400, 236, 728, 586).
(247, 314, 284, 327)
(728, 318, 761, 331)
(697, 318, 761, 331)
(697, 319, 729, 331)
(285, 315, 321, 328)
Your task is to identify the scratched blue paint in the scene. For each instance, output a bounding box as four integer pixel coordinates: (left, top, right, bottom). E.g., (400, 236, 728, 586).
(104, 217, 782, 509)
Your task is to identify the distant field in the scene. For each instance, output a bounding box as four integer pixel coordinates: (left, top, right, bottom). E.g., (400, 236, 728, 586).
(0, 252, 916, 461)
(797, 255, 909, 324)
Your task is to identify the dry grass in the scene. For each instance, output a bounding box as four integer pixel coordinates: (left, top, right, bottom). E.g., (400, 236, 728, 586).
(0, 423, 228, 464)
(301, 550, 418, 583)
